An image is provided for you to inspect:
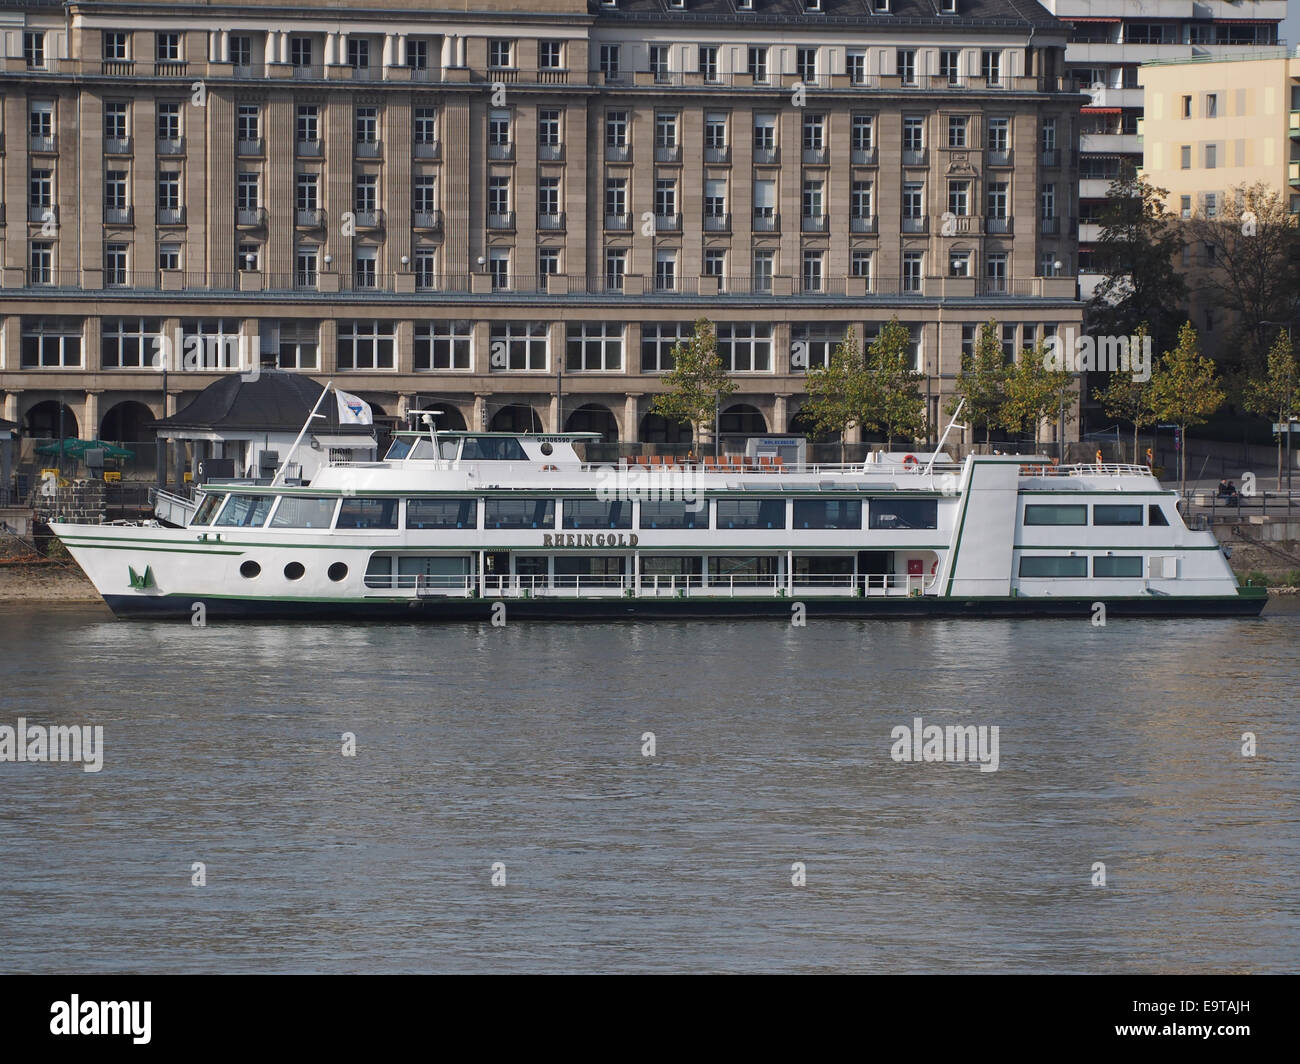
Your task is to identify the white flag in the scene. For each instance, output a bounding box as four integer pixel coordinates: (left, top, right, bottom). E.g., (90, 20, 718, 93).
(335, 388, 372, 425)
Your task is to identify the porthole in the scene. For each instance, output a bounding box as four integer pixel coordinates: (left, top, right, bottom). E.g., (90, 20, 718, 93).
(327, 562, 348, 582)
(284, 561, 306, 581)
(540, 441, 554, 456)
(239, 560, 261, 579)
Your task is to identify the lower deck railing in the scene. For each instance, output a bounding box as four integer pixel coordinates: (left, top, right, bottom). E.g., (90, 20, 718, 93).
(361, 572, 936, 598)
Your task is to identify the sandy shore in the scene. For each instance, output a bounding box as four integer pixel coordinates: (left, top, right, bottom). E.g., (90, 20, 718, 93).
(0, 560, 104, 603)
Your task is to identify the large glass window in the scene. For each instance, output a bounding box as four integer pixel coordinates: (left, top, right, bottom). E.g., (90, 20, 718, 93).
(269, 497, 338, 528)
(102, 318, 163, 369)
(1023, 504, 1087, 526)
(717, 324, 771, 372)
(1093, 504, 1144, 526)
(461, 436, 528, 461)
(489, 322, 547, 370)
(1019, 555, 1087, 578)
(639, 501, 705, 529)
(407, 498, 477, 529)
(567, 323, 623, 371)
(414, 321, 472, 371)
(483, 498, 555, 529)
(337, 320, 395, 370)
(191, 494, 225, 526)
(336, 497, 399, 530)
(793, 499, 862, 530)
(708, 556, 778, 584)
(1093, 556, 1143, 578)
(214, 494, 275, 527)
(716, 499, 786, 530)
(641, 322, 691, 372)
(22, 318, 83, 367)
(869, 498, 938, 530)
(562, 499, 632, 530)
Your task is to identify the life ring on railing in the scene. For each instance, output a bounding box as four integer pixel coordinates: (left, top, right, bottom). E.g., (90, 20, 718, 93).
(902, 454, 919, 471)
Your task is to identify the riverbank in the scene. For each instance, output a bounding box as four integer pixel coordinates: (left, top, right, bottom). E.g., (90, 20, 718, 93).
(0, 559, 103, 603)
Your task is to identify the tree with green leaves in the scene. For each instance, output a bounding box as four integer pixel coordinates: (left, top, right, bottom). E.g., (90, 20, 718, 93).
(1003, 339, 1075, 449)
(1092, 323, 1159, 462)
(869, 316, 926, 450)
(1149, 321, 1226, 493)
(948, 319, 1007, 446)
(801, 326, 871, 463)
(648, 317, 735, 449)
(1089, 167, 1189, 354)
(1243, 329, 1299, 490)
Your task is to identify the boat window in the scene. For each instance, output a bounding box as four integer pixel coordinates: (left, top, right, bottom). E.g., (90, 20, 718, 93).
(462, 436, 528, 461)
(1093, 555, 1143, 577)
(397, 555, 471, 588)
(364, 554, 395, 588)
(191, 493, 225, 526)
(269, 496, 338, 528)
(1018, 556, 1088, 577)
(1094, 504, 1144, 526)
(407, 498, 478, 529)
(1023, 504, 1087, 526)
(639, 500, 706, 529)
(708, 556, 778, 584)
(483, 498, 555, 529)
(408, 439, 438, 460)
(336, 497, 399, 530)
(214, 494, 275, 528)
(717, 499, 786, 530)
(562, 498, 632, 529)
(641, 556, 702, 576)
(1148, 504, 1169, 526)
(555, 556, 626, 577)
(793, 499, 862, 530)
(385, 437, 414, 460)
(869, 498, 938, 530)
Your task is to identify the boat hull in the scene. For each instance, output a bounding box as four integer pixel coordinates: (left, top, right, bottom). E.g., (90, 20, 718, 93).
(101, 590, 1268, 622)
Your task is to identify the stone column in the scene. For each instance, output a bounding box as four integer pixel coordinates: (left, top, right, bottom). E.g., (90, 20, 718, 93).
(397, 35, 408, 67)
(623, 393, 641, 444)
(473, 394, 488, 431)
(83, 391, 103, 441)
(220, 30, 230, 63)
(2, 391, 19, 422)
(324, 33, 337, 67)
(773, 394, 789, 435)
(263, 32, 275, 66)
(382, 35, 395, 69)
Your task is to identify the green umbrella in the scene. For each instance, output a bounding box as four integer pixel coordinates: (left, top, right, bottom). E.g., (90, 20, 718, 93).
(35, 438, 134, 459)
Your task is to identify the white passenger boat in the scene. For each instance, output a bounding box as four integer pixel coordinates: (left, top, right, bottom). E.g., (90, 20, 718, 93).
(50, 403, 1264, 620)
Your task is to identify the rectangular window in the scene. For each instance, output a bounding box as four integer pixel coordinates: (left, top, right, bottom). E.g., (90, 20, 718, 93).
(605, 111, 628, 148)
(237, 104, 259, 142)
(988, 117, 1009, 154)
(852, 114, 874, 152)
(295, 247, 318, 289)
(1023, 504, 1087, 525)
(484, 498, 555, 529)
(747, 46, 768, 82)
(851, 250, 872, 282)
(229, 35, 252, 68)
(641, 322, 691, 372)
(540, 41, 563, 70)
(214, 495, 274, 528)
(793, 499, 862, 530)
(897, 49, 916, 85)
(599, 44, 620, 77)
(654, 250, 677, 292)
(355, 107, 378, 144)
(348, 38, 370, 69)
(981, 49, 1001, 84)
(562, 498, 632, 530)
(802, 114, 825, 151)
(336, 497, 399, 530)
(104, 101, 129, 140)
(717, 323, 772, 372)
(488, 39, 513, 69)
(156, 32, 180, 62)
(414, 321, 472, 371)
(414, 108, 437, 144)
(699, 45, 719, 82)
(940, 49, 960, 84)
(639, 501, 705, 530)
(104, 244, 129, 286)
(869, 498, 937, 530)
(158, 244, 181, 271)
(180, 319, 240, 369)
(948, 180, 969, 216)
(1093, 504, 1144, 526)
(847, 50, 867, 84)
(277, 320, 318, 368)
(753, 249, 774, 293)
(101, 317, 163, 368)
(291, 37, 313, 67)
(566, 322, 623, 371)
(407, 498, 477, 529)
(105, 170, 129, 210)
(704, 249, 725, 278)
(1093, 556, 1143, 578)
(29, 101, 54, 139)
(157, 103, 181, 141)
(802, 251, 823, 293)
(538, 109, 562, 148)
(103, 31, 129, 61)
(22, 317, 82, 367)
(337, 320, 395, 370)
(797, 47, 817, 82)
(1019, 556, 1088, 578)
(490, 322, 548, 370)
(354, 246, 378, 289)
(605, 249, 626, 291)
(947, 115, 967, 148)
(296, 172, 318, 211)
(270, 497, 338, 529)
(903, 115, 923, 152)
(717, 500, 786, 530)
(754, 113, 776, 152)
(902, 251, 923, 293)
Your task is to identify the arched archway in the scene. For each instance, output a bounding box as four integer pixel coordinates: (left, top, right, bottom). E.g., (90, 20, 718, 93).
(788, 407, 841, 444)
(719, 403, 766, 435)
(639, 412, 691, 444)
(24, 400, 80, 440)
(489, 403, 543, 433)
(100, 401, 156, 442)
(565, 403, 619, 442)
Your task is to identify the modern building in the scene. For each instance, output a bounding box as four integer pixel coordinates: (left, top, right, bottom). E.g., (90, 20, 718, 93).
(1, 0, 1086, 468)
(1138, 48, 1300, 348)
(1039, 0, 1286, 300)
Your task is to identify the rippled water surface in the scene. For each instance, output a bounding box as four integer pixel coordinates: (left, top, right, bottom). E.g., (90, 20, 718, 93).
(0, 601, 1297, 973)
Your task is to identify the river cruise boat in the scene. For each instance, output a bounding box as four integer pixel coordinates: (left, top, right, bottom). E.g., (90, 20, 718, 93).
(51, 417, 1264, 621)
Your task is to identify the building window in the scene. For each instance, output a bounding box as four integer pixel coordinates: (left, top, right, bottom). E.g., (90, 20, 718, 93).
(354, 246, 378, 289)
(29, 101, 54, 140)
(1204, 192, 1218, 217)
(1041, 118, 1057, 153)
(753, 249, 774, 293)
(796, 47, 817, 82)
(538, 109, 562, 149)
(699, 45, 719, 82)
(1180, 194, 1192, 220)
(237, 243, 260, 271)
(488, 109, 511, 149)
(987, 181, 1008, 220)
(488, 39, 513, 69)
(802, 178, 823, 220)
(337, 321, 395, 370)
(538, 248, 560, 280)
(655, 249, 678, 292)
(1040, 183, 1056, 219)
(753, 113, 776, 153)
(567, 322, 624, 371)
(355, 107, 378, 145)
(604, 177, 626, 219)
(484, 248, 508, 290)
(940, 49, 960, 84)
(23, 31, 46, 68)
(488, 175, 511, 218)
(180, 319, 239, 369)
(355, 174, 380, 215)
(754, 178, 777, 223)
(158, 244, 181, 271)
(988, 116, 1009, 154)
(234, 172, 258, 212)
(705, 178, 727, 220)
(948, 180, 969, 216)
(540, 41, 563, 70)
(490, 322, 548, 370)
(802, 251, 823, 292)
(747, 46, 768, 82)
(290, 37, 313, 68)
(717, 323, 772, 372)
(103, 32, 129, 61)
(413, 108, 438, 148)
(851, 250, 872, 285)
(704, 249, 725, 279)
(641, 322, 691, 372)
(903, 182, 923, 219)
(22, 318, 82, 368)
(102, 317, 163, 368)
(414, 321, 472, 371)
(852, 114, 874, 152)
(599, 44, 620, 77)
(103, 244, 129, 287)
(413, 248, 438, 289)
(104, 101, 129, 140)
(29, 241, 53, 284)
(949, 250, 971, 277)
(705, 113, 727, 150)
(296, 245, 318, 287)
(296, 105, 319, 145)
(105, 170, 129, 211)
(157, 102, 181, 142)
(605, 111, 628, 148)
(986, 253, 1008, 293)
(605, 248, 627, 291)
(903, 115, 923, 152)
(296, 172, 318, 212)
(348, 38, 370, 70)
(156, 32, 180, 62)
(1205, 143, 1217, 169)
(802, 114, 825, 151)
(229, 35, 252, 68)
(981, 49, 1001, 84)
(1206, 93, 1218, 118)
(792, 324, 847, 371)
(655, 176, 677, 220)
(902, 251, 923, 292)
(275, 320, 318, 369)
(1182, 95, 1192, 118)
(947, 115, 968, 148)
(847, 50, 867, 85)
(655, 112, 678, 149)
(1180, 145, 1191, 169)
(897, 49, 916, 85)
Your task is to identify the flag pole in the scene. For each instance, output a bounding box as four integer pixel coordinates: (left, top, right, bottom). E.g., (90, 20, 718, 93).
(272, 379, 332, 486)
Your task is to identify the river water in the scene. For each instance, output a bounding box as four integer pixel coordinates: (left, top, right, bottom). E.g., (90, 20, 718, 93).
(0, 601, 1296, 973)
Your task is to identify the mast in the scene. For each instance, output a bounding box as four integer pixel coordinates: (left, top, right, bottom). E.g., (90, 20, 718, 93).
(271, 380, 333, 486)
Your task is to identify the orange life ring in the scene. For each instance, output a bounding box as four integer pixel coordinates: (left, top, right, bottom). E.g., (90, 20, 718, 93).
(902, 454, 919, 471)
(930, 560, 938, 575)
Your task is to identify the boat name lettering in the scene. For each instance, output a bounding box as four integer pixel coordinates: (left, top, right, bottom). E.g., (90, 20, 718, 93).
(541, 533, 640, 548)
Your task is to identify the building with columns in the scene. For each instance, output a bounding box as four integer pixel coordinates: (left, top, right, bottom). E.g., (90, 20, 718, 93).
(1, 0, 1086, 467)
